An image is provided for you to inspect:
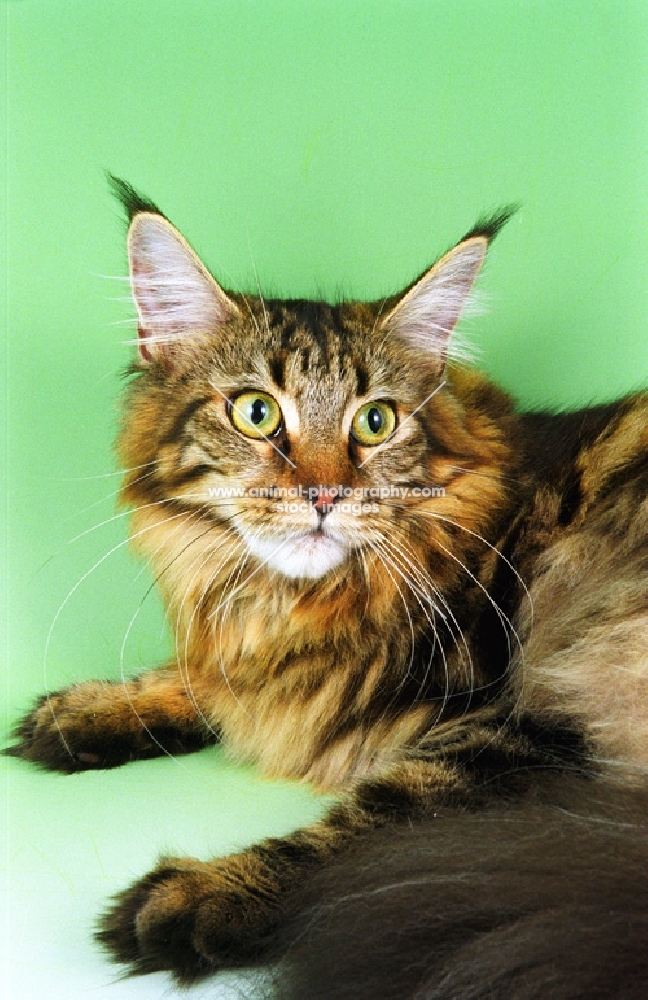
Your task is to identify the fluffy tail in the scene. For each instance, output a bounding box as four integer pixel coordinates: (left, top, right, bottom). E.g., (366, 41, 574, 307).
(263, 778, 648, 999)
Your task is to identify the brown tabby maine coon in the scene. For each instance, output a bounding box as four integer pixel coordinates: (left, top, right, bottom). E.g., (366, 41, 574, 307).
(8, 179, 648, 995)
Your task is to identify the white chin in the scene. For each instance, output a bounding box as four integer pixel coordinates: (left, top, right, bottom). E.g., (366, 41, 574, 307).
(245, 532, 348, 580)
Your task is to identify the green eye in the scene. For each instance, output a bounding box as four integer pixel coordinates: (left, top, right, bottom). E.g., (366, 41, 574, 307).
(351, 401, 397, 446)
(230, 391, 283, 439)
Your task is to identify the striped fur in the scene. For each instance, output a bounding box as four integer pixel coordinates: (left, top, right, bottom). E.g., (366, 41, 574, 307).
(7, 189, 647, 988)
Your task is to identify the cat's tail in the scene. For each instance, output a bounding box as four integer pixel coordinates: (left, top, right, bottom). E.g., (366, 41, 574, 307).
(261, 777, 648, 1000)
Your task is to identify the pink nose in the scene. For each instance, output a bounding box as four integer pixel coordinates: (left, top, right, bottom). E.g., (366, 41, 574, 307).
(311, 488, 339, 515)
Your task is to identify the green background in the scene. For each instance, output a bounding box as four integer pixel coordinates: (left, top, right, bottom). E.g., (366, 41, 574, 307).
(2, 1, 647, 996)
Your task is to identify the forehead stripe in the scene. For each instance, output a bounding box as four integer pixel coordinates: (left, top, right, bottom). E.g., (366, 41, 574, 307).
(269, 356, 285, 389)
(159, 396, 212, 446)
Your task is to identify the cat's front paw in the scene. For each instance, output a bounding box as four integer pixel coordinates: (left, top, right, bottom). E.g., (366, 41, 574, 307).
(97, 857, 281, 982)
(6, 690, 107, 772)
(6, 684, 153, 772)
(6, 679, 216, 773)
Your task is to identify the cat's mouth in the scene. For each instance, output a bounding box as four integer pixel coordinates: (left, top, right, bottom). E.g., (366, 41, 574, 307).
(242, 528, 350, 580)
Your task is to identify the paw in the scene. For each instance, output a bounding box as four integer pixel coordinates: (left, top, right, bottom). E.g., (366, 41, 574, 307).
(97, 857, 280, 982)
(4, 683, 194, 773)
(5, 688, 131, 772)
(5, 680, 215, 773)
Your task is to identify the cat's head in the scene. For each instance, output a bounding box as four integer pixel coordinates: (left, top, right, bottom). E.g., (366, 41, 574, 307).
(114, 178, 514, 585)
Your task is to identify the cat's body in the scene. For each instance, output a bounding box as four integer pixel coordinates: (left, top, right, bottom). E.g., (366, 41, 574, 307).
(8, 181, 648, 989)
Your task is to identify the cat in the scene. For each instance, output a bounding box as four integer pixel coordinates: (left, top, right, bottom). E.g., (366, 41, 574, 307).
(7, 176, 648, 990)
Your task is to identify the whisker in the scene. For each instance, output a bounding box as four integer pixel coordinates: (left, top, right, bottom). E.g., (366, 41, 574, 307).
(156, 516, 242, 742)
(363, 532, 418, 693)
(365, 529, 451, 723)
(180, 529, 245, 729)
(206, 532, 298, 621)
(390, 514, 528, 748)
(364, 528, 451, 716)
(63, 468, 157, 523)
(247, 235, 271, 340)
(392, 514, 518, 657)
(411, 508, 534, 624)
(117, 510, 222, 768)
(213, 530, 259, 719)
(358, 381, 447, 470)
(209, 380, 297, 469)
(371, 500, 531, 669)
(368, 517, 471, 662)
(374, 524, 473, 707)
(53, 461, 156, 483)
(185, 536, 249, 728)
(357, 546, 372, 623)
(447, 464, 523, 485)
(64, 490, 256, 547)
(43, 506, 204, 763)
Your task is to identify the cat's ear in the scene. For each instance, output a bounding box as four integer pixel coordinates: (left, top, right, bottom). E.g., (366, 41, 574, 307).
(380, 210, 515, 370)
(380, 236, 487, 369)
(127, 213, 239, 362)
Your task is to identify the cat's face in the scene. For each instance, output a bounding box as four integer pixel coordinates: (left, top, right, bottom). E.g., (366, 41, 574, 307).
(119, 209, 501, 582)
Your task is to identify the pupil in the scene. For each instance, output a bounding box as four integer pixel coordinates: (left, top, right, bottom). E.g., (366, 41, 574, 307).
(250, 399, 267, 425)
(367, 407, 383, 434)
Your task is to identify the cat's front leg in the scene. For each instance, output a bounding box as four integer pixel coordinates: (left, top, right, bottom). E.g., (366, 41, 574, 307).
(5, 668, 218, 772)
(97, 759, 464, 981)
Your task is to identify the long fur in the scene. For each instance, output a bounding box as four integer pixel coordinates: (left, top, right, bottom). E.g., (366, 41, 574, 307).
(6, 184, 647, 992)
(267, 779, 648, 1000)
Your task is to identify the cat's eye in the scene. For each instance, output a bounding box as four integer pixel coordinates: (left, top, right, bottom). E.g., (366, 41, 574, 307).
(229, 391, 283, 439)
(350, 401, 397, 447)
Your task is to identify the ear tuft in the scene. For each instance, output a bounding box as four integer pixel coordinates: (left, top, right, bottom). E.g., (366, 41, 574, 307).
(461, 204, 519, 243)
(107, 173, 164, 222)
